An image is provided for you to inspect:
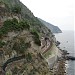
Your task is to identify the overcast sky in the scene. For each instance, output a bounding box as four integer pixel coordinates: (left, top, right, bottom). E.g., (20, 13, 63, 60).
(20, 0, 74, 30)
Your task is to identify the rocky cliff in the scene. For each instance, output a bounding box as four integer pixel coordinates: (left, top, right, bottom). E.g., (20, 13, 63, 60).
(0, 0, 56, 75)
(38, 18, 62, 33)
(0, 0, 62, 75)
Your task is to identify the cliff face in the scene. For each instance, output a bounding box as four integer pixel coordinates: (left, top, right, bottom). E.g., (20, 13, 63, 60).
(0, 0, 52, 36)
(38, 18, 62, 33)
(0, 0, 56, 75)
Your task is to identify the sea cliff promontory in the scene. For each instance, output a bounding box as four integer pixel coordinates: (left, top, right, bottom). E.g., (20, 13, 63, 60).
(38, 18, 62, 33)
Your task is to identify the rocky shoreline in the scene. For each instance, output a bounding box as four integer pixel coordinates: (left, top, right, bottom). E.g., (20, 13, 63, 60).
(50, 52, 67, 75)
(49, 40, 75, 75)
(48, 40, 74, 75)
(54, 59, 66, 75)
(46, 42, 67, 75)
(53, 48, 75, 75)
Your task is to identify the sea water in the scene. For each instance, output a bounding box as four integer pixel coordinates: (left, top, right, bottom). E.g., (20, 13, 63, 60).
(54, 30, 75, 75)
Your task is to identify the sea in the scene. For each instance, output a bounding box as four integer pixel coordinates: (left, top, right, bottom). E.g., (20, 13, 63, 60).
(54, 30, 75, 75)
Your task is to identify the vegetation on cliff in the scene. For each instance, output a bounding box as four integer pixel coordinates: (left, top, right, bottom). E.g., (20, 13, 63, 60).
(30, 29, 41, 46)
(0, 18, 30, 37)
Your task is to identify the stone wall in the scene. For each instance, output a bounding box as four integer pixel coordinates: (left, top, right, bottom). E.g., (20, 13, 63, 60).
(46, 43, 62, 69)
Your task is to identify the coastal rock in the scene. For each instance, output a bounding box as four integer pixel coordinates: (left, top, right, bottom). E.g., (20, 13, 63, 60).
(55, 41, 60, 46)
(66, 56, 75, 60)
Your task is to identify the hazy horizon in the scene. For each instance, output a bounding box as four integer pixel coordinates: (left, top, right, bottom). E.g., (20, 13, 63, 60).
(20, 0, 74, 31)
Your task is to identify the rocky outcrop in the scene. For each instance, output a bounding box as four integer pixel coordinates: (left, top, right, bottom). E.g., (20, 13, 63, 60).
(66, 56, 75, 60)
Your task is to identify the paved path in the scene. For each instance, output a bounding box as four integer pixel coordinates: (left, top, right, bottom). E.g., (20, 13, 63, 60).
(2, 55, 25, 71)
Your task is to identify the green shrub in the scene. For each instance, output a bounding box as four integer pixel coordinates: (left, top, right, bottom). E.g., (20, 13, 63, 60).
(34, 38, 41, 46)
(19, 21, 30, 30)
(0, 18, 30, 37)
(3, 19, 13, 31)
(12, 18, 18, 24)
(30, 29, 39, 38)
(12, 41, 31, 54)
(0, 31, 3, 38)
(12, 42, 20, 51)
(2, 18, 19, 33)
(31, 29, 41, 46)
(12, 5, 21, 14)
(28, 68, 36, 75)
(26, 53, 32, 62)
(12, 67, 19, 74)
(0, 40, 5, 48)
